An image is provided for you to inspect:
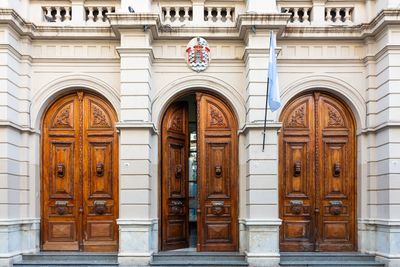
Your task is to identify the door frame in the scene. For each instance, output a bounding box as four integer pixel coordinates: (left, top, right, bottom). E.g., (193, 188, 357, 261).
(158, 90, 239, 252)
(40, 90, 119, 251)
(278, 90, 357, 252)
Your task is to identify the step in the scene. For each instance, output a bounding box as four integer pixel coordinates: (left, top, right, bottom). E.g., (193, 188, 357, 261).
(150, 252, 248, 266)
(13, 252, 119, 267)
(279, 262, 384, 267)
(279, 252, 384, 267)
(150, 261, 248, 267)
(280, 252, 376, 262)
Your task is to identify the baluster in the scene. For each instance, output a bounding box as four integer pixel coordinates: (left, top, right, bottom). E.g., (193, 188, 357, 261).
(216, 8, 222, 22)
(184, 7, 190, 23)
(226, 8, 232, 22)
(334, 8, 340, 23)
(174, 7, 179, 22)
(65, 7, 71, 21)
(165, 7, 171, 23)
(88, 7, 94, 22)
(344, 7, 352, 23)
(293, 8, 299, 23)
(207, 7, 212, 22)
(55, 7, 61, 22)
(44, 6, 51, 21)
(303, 8, 309, 24)
(326, 8, 332, 23)
(98, 7, 104, 22)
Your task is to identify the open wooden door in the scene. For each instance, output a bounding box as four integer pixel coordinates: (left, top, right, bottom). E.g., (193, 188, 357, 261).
(161, 102, 190, 250)
(196, 93, 238, 251)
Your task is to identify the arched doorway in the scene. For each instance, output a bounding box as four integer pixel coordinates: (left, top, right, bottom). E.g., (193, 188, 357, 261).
(41, 91, 119, 252)
(279, 91, 356, 252)
(160, 92, 238, 252)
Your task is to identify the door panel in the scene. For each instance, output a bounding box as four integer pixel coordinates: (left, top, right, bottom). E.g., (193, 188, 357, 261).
(197, 93, 238, 251)
(279, 92, 356, 252)
(161, 102, 189, 250)
(42, 92, 118, 252)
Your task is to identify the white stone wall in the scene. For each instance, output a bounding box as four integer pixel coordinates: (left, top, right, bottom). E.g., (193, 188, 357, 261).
(1, 0, 400, 266)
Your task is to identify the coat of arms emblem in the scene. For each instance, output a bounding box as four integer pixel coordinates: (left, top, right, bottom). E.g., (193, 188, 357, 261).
(186, 37, 210, 72)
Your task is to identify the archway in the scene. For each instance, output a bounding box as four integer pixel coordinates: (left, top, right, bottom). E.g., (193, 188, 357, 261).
(279, 91, 356, 252)
(160, 92, 239, 252)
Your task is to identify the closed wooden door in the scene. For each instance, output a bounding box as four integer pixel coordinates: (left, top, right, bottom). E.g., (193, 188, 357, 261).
(161, 102, 190, 250)
(197, 93, 238, 251)
(42, 91, 119, 252)
(279, 92, 356, 252)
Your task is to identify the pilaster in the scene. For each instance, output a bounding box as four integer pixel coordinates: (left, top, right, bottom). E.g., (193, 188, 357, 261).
(243, 29, 281, 266)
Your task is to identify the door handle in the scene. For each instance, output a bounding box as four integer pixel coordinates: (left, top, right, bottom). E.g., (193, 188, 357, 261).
(293, 161, 301, 176)
(96, 162, 104, 177)
(333, 162, 341, 177)
(57, 163, 65, 178)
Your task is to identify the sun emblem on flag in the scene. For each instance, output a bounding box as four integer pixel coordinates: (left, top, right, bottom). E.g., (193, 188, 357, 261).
(186, 37, 210, 72)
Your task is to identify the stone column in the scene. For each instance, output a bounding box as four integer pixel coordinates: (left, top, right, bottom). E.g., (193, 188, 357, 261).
(0, 24, 37, 267)
(242, 29, 281, 267)
(246, 0, 278, 13)
(311, 0, 326, 26)
(192, 0, 205, 26)
(117, 30, 155, 266)
(71, 0, 85, 26)
(362, 27, 400, 266)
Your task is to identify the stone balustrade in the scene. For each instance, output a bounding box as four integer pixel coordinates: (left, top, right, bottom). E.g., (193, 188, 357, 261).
(42, 6, 72, 23)
(325, 7, 353, 24)
(162, 6, 193, 26)
(85, 6, 115, 24)
(283, 7, 312, 25)
(204, 7, 235, 24)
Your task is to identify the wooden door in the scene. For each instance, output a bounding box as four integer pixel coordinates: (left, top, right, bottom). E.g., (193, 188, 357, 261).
(161, 102, 190, 250)
(279, 92, 356, 252)
(42, 91, 119, 252)
(197, 93, 238, 251)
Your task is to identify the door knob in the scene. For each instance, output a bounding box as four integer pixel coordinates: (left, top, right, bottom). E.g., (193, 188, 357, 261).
(57, 163, 65, 178)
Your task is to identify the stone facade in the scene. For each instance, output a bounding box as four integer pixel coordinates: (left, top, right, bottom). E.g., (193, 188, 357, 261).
(0, 0, 399, 266)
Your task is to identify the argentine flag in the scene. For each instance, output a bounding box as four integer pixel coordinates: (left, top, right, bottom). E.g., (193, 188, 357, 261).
(267, 31, 281, 112)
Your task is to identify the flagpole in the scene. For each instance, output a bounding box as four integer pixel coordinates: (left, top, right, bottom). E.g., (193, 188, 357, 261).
(262, 77, 269, 152)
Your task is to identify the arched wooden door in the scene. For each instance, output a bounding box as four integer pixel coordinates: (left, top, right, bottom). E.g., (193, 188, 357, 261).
(161, 92, 238, 252)
(41, 91, 119, 252)
(279, 91, 356, 252)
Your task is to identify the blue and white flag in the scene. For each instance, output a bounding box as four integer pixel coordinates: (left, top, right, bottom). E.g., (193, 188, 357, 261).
(267, 31, 281, 112)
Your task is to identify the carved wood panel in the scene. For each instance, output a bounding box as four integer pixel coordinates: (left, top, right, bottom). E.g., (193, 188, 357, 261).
(197, 93, 238, 252)
(161, 102, 189, 251)
(42, 92, 118, 252)
(279, 92, 356, 252)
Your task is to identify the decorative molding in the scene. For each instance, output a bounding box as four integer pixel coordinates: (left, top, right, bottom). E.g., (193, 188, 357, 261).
(239, 218, 282, 226)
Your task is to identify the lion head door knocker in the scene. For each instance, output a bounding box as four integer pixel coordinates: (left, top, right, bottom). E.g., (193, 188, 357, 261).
(333, 162, 341, 177)
(93, 200, 107, 215)
(55, 201, 68, 215)
(175, 164, 182, 179)
(329, 200, 343, 215)
(290, 200, 303, 215)
(211, 201, 225, 216)
(57, 163, 65, 178)
(96, 162, 104, 177)
(215, 165, 222, 178)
